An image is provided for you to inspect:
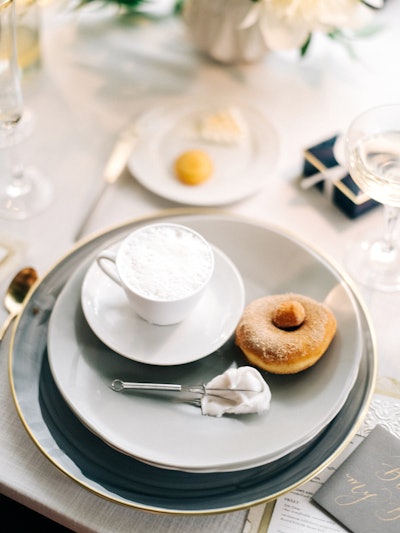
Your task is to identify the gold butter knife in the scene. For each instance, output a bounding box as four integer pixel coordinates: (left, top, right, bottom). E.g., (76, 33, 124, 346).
(74, 125, 138, 241)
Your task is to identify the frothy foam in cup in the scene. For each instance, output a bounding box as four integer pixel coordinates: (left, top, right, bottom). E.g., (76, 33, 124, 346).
(118, 224, 214, 301)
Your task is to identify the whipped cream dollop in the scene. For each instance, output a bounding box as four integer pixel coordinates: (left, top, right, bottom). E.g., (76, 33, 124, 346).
(201, 366, 271, 418)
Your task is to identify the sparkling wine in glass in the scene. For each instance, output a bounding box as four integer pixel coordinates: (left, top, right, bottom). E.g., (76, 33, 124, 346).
(0, 0, 52, 220)
(344, 104, 400, 291)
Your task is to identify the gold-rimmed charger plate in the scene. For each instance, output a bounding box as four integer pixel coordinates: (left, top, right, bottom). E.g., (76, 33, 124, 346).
(9, 210, 377, 513)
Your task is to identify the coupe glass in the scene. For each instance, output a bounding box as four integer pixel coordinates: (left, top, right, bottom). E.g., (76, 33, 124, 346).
(0, 0, 52, 220)
(344, 104, 400, 291)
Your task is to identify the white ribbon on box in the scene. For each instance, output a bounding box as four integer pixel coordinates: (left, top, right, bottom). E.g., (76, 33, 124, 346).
(301, 134, 349, 200)
(300, 165, 348, 199)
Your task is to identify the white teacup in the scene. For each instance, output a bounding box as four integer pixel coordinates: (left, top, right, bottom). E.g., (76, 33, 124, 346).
(96, 223, 215, 326)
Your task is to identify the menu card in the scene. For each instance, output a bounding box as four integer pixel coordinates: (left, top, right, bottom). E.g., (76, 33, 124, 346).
(264, 392, 400, 533)
(313, 424, 400, 533)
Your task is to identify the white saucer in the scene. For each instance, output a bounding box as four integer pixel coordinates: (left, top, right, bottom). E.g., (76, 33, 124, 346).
(127, 99, 279, 206)
(81, 244, 245, 366)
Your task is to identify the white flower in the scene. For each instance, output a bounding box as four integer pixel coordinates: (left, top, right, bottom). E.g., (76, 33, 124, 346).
(241, 0, 375, 51)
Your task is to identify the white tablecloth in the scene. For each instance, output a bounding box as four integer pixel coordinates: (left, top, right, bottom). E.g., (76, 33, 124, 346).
(1, 1, 400, 531)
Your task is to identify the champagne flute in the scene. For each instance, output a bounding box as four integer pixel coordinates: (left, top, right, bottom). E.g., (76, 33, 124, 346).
(344, 104, 400, 291)
(0, 0, 40, 149)
(0, 0, 52, 220)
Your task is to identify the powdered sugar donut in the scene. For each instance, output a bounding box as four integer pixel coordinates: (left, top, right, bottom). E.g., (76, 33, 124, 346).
(235, 293, 337, 374)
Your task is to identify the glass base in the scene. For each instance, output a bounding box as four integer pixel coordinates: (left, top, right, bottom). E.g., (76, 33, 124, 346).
(345, 229, 400, 291)
(0, 166, 54, 220)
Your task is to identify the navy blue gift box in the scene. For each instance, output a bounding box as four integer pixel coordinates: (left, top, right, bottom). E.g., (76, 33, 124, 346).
(302, 135, 380, 219)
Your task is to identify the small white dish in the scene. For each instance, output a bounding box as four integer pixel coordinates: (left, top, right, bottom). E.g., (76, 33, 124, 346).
(127, 99, 279, 206)
(81, 243, 245, 366)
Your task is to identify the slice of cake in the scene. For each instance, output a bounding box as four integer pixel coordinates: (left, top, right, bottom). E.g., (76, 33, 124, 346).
(199, 107, 247, 145)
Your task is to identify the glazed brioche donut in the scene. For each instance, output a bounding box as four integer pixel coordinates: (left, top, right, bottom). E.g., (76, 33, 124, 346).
(235, 293, 337, 374)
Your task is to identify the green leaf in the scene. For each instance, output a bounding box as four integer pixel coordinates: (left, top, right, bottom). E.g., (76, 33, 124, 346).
(300, 34, 312, 57)
(75, 0, 181, 14)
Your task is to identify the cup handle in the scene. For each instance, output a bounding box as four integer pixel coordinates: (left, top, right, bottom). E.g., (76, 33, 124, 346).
(96, 250, 122, 286)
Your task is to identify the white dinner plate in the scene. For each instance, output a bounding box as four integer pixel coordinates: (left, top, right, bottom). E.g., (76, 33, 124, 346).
(80, 243, 245, 365)
(47, 214, 363, 473)
(127, 99, 279, 205)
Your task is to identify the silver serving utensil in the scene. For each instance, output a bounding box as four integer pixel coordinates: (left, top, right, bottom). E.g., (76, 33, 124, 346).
(74, 125, 138, 241)
(111, 379, 259, 405)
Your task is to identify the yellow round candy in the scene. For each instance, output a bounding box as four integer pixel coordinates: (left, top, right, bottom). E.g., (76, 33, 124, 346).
(174, 150, 213, 186)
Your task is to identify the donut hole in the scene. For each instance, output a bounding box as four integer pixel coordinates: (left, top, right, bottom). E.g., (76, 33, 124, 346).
(272, 300, 305, 331)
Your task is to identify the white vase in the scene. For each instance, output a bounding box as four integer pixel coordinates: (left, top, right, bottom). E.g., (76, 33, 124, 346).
(183, 0, 269, 64)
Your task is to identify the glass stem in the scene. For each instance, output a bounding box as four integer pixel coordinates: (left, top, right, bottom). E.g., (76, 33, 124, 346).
(5, 125, 30, 197)
(382, 205, 400, 253)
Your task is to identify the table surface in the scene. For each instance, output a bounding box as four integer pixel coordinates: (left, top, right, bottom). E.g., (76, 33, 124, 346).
(1, 2, 400, 532)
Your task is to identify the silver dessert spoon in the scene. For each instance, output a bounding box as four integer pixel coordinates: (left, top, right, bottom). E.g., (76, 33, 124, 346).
(0, 267, 38, 341)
